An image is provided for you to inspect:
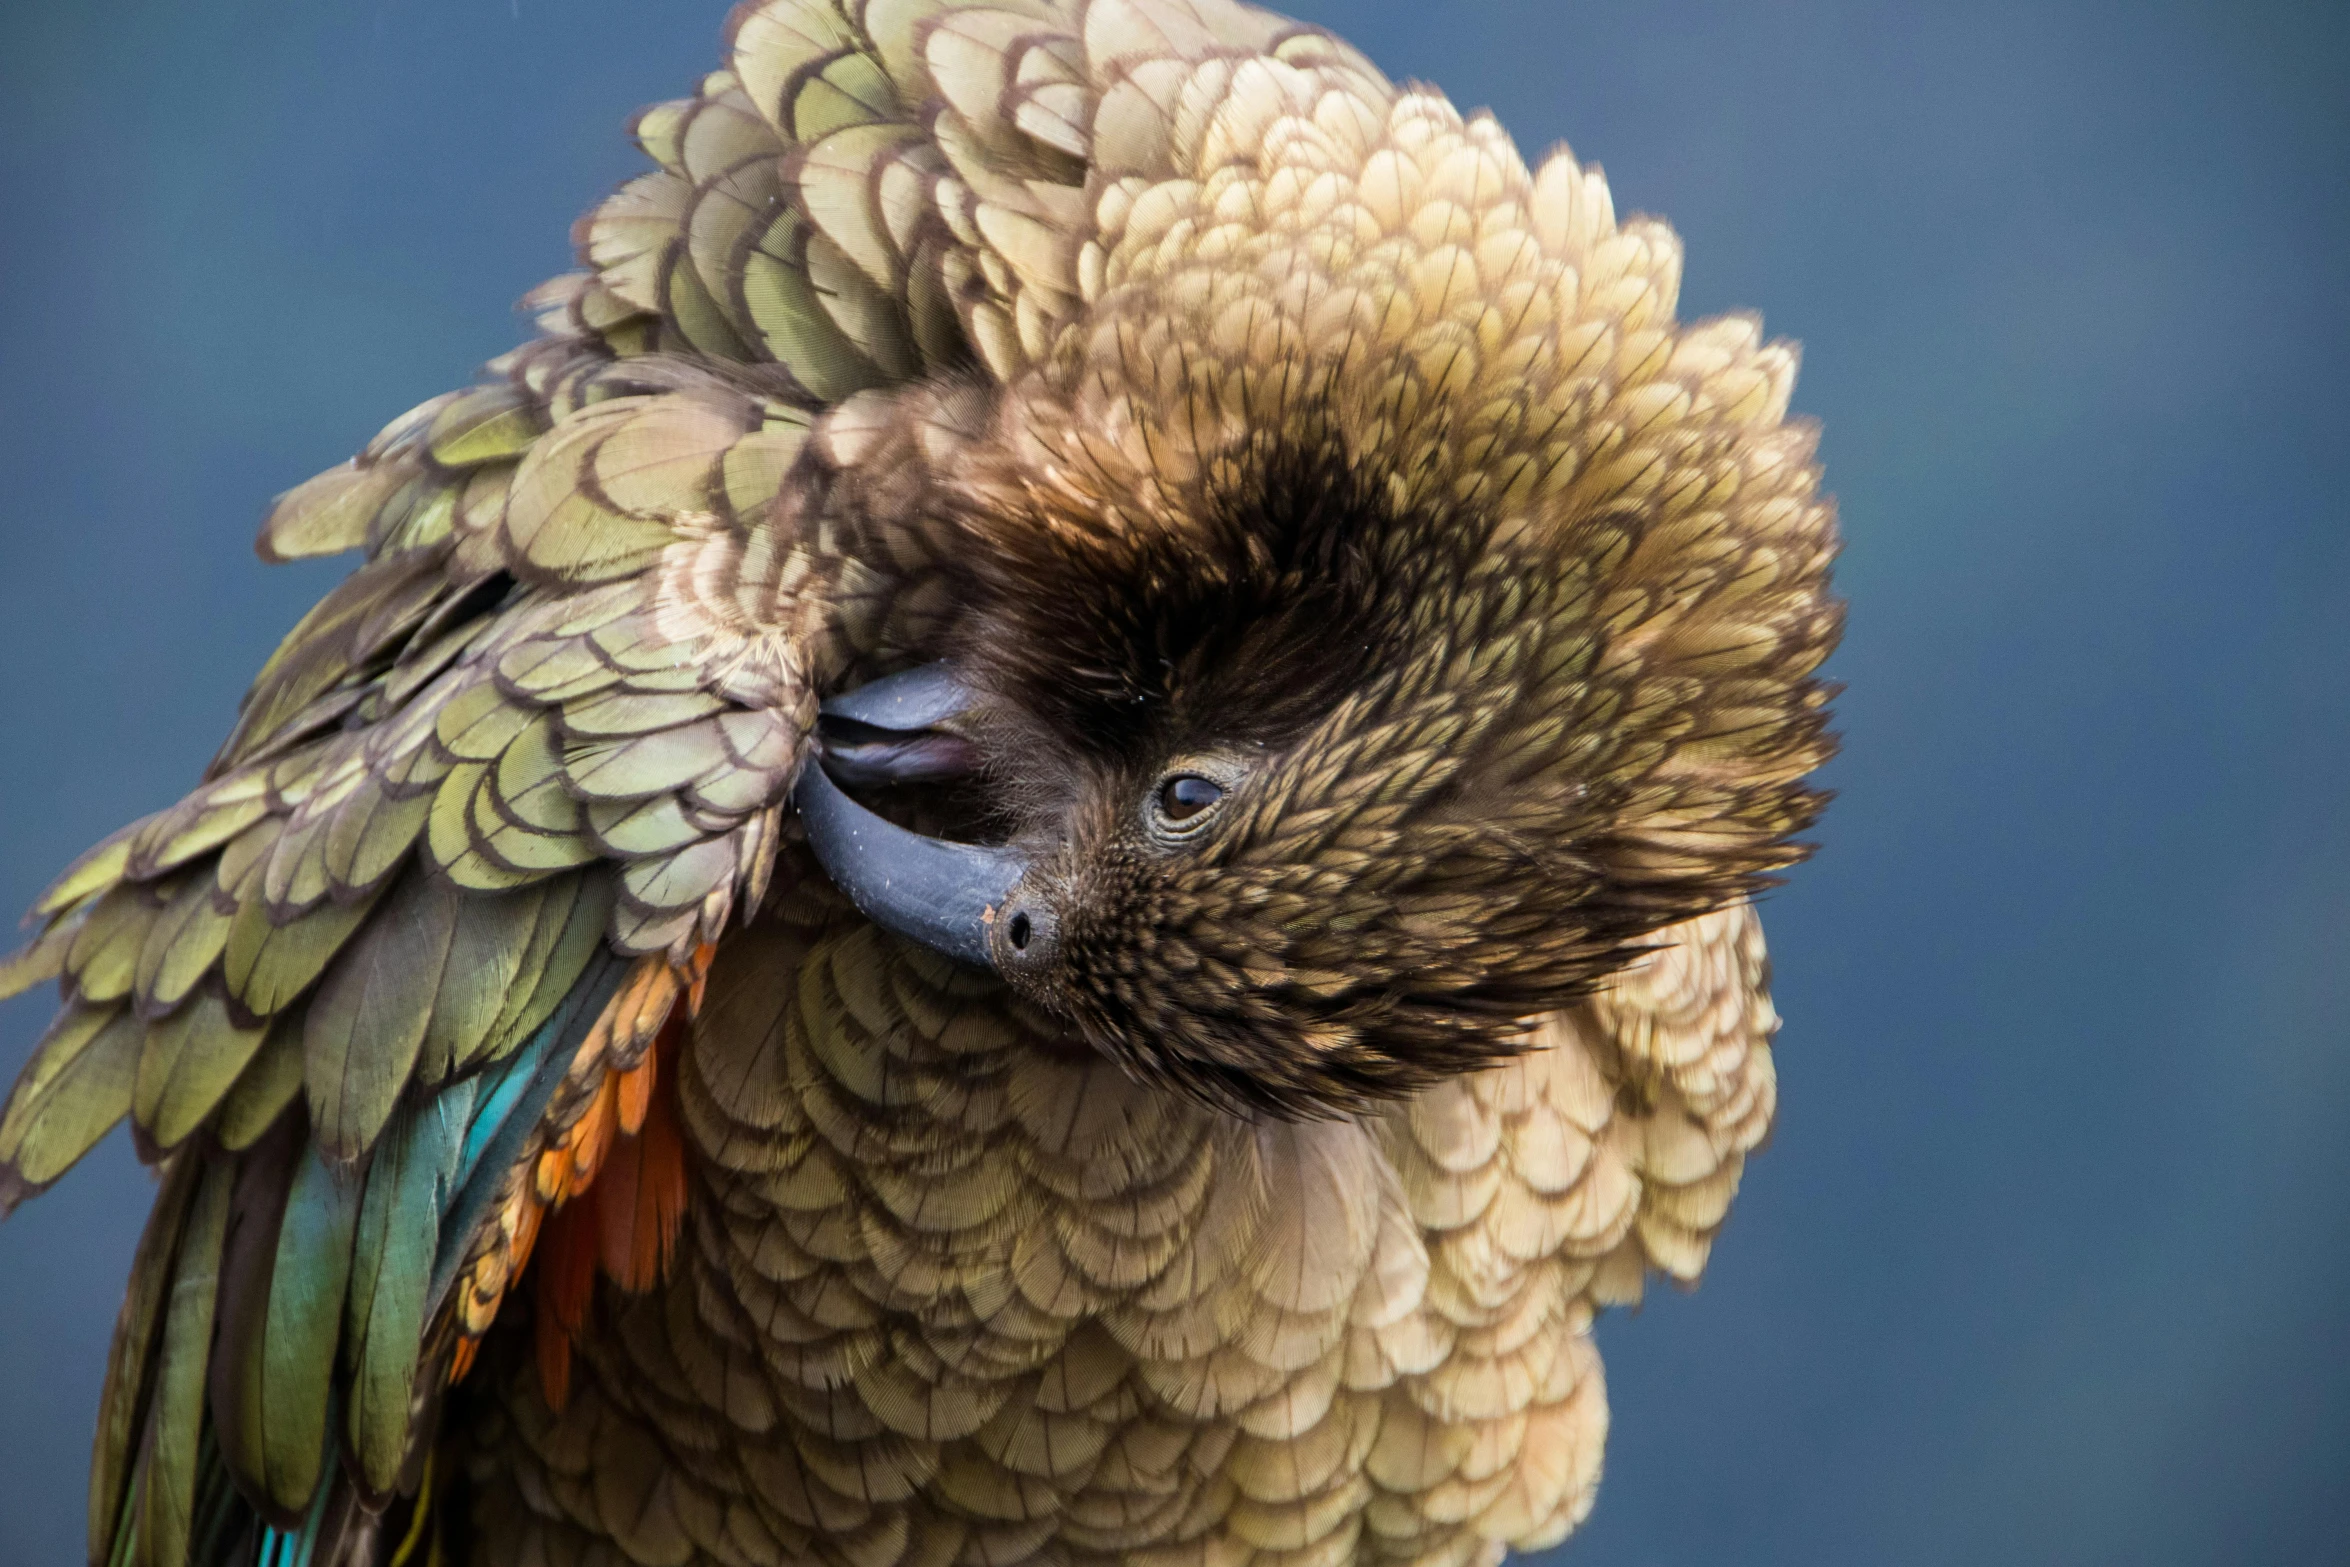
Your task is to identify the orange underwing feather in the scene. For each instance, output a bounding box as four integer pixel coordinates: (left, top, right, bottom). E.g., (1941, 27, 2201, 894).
(504, 1193, 546, 1291)
(532, 1200, 599, 1412)
(527, 997, 690, 1411)
(561, 1073, 620, 1193)
(451, 949, 708, 1400)
(614, 1051, 657, 1137)
(448, 944, 705, 1362)
(595, 1026, 687, 1291)
(0, 3, 1844, 1557)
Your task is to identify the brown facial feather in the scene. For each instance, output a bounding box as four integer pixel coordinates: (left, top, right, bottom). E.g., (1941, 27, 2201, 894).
(0, 12, 1844, 1563)
(913, 345, 1838, 1115)
(777, 68, 1843, 1126)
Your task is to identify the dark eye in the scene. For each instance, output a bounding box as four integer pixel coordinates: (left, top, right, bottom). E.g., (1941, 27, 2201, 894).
(1156, 774, 1225, 825)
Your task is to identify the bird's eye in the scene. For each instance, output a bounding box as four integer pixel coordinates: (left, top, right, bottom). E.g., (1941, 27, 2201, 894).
(1154, 774, 1225, 829)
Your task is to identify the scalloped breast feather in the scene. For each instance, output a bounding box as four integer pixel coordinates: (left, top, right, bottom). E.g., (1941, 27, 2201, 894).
(0, 3, 1835, 1564)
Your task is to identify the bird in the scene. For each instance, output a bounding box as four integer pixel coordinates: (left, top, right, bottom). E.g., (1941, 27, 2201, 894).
(0, 1, 1840, 1563)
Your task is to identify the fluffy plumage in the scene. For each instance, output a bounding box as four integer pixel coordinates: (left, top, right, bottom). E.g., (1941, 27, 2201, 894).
(0, 2, 1838, 1564)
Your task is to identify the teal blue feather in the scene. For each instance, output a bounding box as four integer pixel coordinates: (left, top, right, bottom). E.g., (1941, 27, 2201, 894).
(207, 1116, 303, 1529)
(255, 1146, 362, 1516)
(81, 944, 627, 1565)
(429, 948, 623, 1313)
(256, 1461, 336, 1567)
(343, 1087, 473, 1495)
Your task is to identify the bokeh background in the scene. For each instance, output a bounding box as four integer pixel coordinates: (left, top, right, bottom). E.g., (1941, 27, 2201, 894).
(2, 1, 2344, 1562)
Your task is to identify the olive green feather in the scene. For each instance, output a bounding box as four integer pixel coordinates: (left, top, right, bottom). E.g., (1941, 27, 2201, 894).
(244, 1142, 362, 1518)
(414, 883, 545, 1083)
(66, 882, 163, 1005)
(257, 460, 411, 565)
(0, 1006, 140, 1207)
(316, 776, 434, 896)
(302, 873, 462, 1164)
(217, 546, 452, 771)
(134, 1157, 233, 1567)
(426, 383, 548, 468)
(0, 922, 72, 1003)
(222, 878, 389, 1020)
(87, 1153, 201, 1567)
(35, 826, 136, 920)
(342, 1093, 470, 1494)
(214, 1013, 308, 1153)
(133, 873, 234, 1015)
(206, 1119, 299, 1525)
(133, 992, 271, 1153)
(473, 870, 616, 1071)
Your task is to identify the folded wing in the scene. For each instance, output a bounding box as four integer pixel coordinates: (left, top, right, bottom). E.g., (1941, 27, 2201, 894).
(0, 3, 1039, 1556)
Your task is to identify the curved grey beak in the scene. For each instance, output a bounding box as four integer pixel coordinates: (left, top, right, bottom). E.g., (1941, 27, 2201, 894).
(794, 665, 1028, 970)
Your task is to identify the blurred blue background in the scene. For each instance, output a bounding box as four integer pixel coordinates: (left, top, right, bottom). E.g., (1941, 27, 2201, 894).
(2, 1, 2344, 1562)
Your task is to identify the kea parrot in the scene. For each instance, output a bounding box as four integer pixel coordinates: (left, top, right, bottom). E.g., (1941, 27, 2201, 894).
(0, 1, 1842, 1563)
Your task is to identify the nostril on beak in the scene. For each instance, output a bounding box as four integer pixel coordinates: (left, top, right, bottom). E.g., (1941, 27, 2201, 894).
(992, 895, 1056, 976)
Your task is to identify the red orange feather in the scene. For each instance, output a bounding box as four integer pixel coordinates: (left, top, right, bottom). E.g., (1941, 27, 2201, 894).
(525, 977, 696, 1410)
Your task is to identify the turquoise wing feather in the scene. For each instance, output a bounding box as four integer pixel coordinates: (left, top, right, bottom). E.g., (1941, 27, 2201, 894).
(0, 0, 1088, 1556)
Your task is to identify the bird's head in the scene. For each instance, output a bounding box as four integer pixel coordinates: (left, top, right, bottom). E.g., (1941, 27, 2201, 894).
(796, 88, 1839, 1117)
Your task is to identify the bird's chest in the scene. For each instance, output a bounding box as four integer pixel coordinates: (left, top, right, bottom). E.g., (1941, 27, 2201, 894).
(605, 911, 1426, 1560)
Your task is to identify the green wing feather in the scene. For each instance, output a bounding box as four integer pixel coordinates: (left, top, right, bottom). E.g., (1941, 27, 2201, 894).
(0, 1007, 140, 1203)
(89, 1153, 203, 1566)
(251, 1146, 364, 1518)
(0, 0, 1183, 1557)
(343, 1095, 472, 1496)
(137, 1160, 233, 1566)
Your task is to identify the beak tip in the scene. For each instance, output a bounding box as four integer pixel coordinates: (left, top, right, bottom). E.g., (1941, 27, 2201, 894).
(795, 757, 1027, 972)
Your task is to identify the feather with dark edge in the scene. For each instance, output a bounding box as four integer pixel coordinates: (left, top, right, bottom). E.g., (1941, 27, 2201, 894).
(2, 5, 1843, 1564)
